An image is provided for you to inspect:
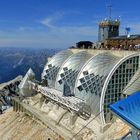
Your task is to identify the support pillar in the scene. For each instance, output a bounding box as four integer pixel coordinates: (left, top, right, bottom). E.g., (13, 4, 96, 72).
(39, 95, 45, 108)
(13, 100, 15, 111)
(69, 113, 78, 126)
(15, 102, 18, 112)
(18, 103, 20, 112)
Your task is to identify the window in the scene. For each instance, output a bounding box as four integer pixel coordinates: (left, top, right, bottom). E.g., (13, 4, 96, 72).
(89, 85, 92, 89)
(80, 78, 85, 83)
(83, 83, 87, 88)
(58, 80, 63, 85)
(90, 73, 94, 77)
(60, 73, 64, 78)
(83, 71, 89, 75)
(65, 71, 68, 75)
(63, 67, 68, 71)
(85, 75, 90, 80)
(77, 86, 83, 91)
(87, 80, 91, 85)
(91, 78, 95, 82)
(48, 64, 52, 68)
(104, 56, 140, 123)
(69, 69, 72, 73)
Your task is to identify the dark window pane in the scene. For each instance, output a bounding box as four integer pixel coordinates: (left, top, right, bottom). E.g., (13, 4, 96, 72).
(63, 67, 68, 71)
(83, 83, 87, 88)
(80, 78, 85, 83)
(58, 80, 63, 85)
(48, 64, 52, 68)
(87, 80, 91, 85)
(83, 71, 89, 75)
(60, 73, 64, 78)
(90, 73, 94, 77)
(85, 75, 89, 80)
(77, 86, 83, 91)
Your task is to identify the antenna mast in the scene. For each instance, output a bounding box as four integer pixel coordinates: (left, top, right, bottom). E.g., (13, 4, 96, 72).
(108, 5, 112, 19)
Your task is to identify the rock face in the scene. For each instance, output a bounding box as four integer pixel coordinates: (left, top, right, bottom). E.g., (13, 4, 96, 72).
(0, 76, 22, 113)
(0, 108, 60, 140)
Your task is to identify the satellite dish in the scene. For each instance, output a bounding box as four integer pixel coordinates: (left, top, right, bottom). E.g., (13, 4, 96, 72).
(125, 27, 131, 38)
(125, 27, 131, 32)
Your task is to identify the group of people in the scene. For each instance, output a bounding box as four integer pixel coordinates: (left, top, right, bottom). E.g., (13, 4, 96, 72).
(100, 44, 139, 51)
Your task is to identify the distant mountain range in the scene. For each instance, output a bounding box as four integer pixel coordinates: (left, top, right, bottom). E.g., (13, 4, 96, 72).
(0, 47, 61, 83)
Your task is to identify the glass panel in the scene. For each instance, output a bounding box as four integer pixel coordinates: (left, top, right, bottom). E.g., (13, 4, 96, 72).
(83, 71, 89, 75)
(77, 86, 83, 91)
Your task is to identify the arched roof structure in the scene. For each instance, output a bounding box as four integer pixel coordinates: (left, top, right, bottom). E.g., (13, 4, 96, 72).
(74, 52, 140, 124)
(74, 52, 120, 120)
(42, 50, 73, 87)
(100, 53, 140, 125)
(55, 51, 92, 94)
(42, 49, 140, 126)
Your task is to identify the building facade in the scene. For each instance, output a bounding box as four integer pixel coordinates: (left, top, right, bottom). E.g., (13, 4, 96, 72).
(42, 49, 140, 126)
(98, 20, 120, 42)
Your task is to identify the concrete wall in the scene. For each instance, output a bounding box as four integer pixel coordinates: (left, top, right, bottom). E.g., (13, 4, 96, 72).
(69, 48, 138, 58)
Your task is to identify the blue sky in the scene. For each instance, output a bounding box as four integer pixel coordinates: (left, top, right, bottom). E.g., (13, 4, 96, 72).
(0, 0, 140, 48)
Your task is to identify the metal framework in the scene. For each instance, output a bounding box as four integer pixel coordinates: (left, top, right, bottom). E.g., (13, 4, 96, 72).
(28, 81, 91, 120)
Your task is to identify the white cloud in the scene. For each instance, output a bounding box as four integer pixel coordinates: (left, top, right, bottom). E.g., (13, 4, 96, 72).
(0, 12, 98, 48)
(40, 12, 64, 28)
(40, 17, 54, 28)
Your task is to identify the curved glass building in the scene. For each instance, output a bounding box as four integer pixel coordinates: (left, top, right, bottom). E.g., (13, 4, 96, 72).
(42, 50, 73, 87)
(42, 49, 140, 126)
(74, 52, 120, 120)
(55, 51, 92, 94)
(100, 53, 140, 124)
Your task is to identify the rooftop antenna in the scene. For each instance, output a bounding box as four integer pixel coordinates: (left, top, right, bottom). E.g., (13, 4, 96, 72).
(108, 5, 112, 20)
